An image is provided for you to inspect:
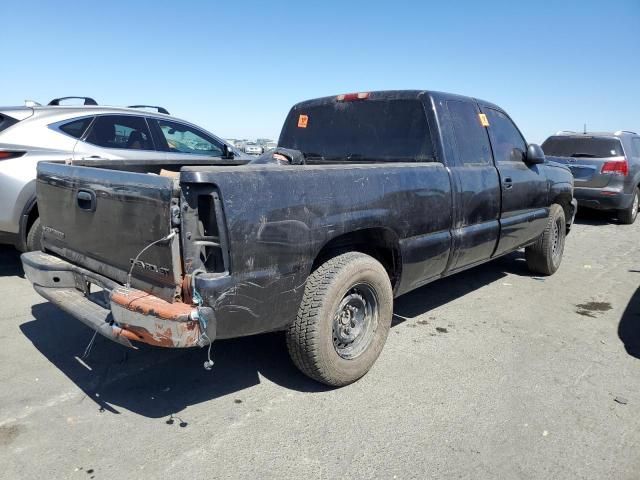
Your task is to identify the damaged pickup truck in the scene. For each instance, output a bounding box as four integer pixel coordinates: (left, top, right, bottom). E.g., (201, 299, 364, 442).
(22, 90, 576, 386)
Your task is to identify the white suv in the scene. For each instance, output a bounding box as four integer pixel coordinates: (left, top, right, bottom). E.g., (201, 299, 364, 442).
(0, 97, 247, 251)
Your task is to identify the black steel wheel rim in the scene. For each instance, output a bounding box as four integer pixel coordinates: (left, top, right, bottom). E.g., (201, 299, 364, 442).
(332, 283, 379, 359)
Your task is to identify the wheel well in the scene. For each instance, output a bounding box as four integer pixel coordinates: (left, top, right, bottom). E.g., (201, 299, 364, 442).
(553, 194, 573, 225)
(26, 203, 39, 236)
(18, 199, 39, 250)
(27, 203, 39, 227)
(312, 228, 402, 289)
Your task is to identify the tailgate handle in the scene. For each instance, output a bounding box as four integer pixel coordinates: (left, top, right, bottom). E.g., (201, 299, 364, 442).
(77, 190, 96, 211)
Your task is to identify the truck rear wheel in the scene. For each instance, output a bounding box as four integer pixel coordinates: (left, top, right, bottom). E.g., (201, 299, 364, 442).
(286, 252, 393, 386)
(618, 187, 639, 225)
(525, 204, 565, 276)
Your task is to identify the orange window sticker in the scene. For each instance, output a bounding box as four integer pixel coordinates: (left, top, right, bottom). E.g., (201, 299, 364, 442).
(479, 113, 490, 127)
(298, 114, 309, 128)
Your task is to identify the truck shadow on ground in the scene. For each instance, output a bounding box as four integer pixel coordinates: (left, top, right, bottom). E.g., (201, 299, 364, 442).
(21, 251, 527, 419)
(0, 246, 24, 278)
(573, 208, 620, 226)
(618, 285, 640, 359)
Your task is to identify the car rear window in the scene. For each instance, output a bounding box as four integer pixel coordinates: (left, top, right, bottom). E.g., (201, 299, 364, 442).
(542, 136, 624, 158)
(59, 117, 93, 139)
(0, 114, 18, 133)
(278, 99, 434, 162)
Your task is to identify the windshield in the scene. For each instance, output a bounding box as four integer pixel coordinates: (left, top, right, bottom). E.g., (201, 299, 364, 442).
(278, 99, 434, 162)
(542, 136, 624, 158)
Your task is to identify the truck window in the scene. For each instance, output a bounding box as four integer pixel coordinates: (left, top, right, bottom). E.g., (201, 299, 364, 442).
(446, 100, 492, 165)
(279, 99, 434, 162)
(484, 109, 527, 163)
(85, 115, 153, 150)
(541, 136, 625, 158)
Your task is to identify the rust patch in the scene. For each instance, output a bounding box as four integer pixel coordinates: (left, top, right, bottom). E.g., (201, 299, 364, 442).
(111, 288, 193, 321)
(119, 323, 201, 348)
(181, 274, 193, 305)
(110, 287, 201, 348)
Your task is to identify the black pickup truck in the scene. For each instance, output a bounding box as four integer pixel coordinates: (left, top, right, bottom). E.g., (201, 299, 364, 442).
(22, 90, 576, 386)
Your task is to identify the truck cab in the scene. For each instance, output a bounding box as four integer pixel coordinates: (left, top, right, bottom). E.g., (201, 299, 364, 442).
(21, 90, 576, 386)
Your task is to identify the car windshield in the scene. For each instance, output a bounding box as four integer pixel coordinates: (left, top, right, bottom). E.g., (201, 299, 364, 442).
(542, 136, 624, 158)
(278, 99, 434, 162)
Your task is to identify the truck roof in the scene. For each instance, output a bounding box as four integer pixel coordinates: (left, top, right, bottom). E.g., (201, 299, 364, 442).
(289, 89, 503, 112)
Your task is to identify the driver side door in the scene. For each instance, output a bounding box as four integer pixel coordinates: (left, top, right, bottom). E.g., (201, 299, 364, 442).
(481, 107, 549, 256)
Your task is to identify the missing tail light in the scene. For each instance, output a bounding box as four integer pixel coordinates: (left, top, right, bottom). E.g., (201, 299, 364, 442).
(601, 159, 628, 176)
(0, 151, 26, 160)
(195, 192, 229, 273)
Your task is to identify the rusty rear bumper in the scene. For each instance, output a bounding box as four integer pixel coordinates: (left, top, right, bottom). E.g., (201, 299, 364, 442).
(22, 251, 212, 349)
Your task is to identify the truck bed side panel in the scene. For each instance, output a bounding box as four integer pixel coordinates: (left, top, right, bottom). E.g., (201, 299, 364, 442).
(181, 163, 452, 338)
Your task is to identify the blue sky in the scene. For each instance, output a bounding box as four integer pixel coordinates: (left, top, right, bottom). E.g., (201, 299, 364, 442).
(1, 0, 638, 143)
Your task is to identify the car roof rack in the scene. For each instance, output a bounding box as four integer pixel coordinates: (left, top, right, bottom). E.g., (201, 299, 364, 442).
(48, 96, 98, 106)
(128, 105, 170, 115)
(614, 130, 638, 135)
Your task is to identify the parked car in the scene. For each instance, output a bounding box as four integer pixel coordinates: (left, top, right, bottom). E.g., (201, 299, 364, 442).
(263, 141, 278, 152)
(0, 96, 248, 251)
(22, 90, 575, 386)
(542, 131, 640, 224)
(243, 142, 263, 155)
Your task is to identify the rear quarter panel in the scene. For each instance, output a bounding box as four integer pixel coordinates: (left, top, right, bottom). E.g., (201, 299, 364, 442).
(181, 163, 453, 338)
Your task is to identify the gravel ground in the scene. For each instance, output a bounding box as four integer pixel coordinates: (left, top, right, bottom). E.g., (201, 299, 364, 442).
(1, 210, 639, 480)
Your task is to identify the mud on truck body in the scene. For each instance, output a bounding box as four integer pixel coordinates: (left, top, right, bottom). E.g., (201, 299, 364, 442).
(22, 90, 576, 386)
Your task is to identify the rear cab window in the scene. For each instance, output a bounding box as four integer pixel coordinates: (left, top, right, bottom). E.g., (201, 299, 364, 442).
(278, 98, 434, 162)
(85, 115, 153, 150)
(542, 136, 625, 158)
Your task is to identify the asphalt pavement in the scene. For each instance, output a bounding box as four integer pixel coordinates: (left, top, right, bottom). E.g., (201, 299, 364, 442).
(1, 210, 639, 479)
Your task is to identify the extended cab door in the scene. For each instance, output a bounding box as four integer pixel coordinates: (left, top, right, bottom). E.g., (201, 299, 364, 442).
(480, 107, 549, 256)
(443, 100, 501, 272)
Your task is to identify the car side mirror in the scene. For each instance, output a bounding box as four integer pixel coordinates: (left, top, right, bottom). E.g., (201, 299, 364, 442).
(222, 144, 235, 159)
(526, 144, 545, 164)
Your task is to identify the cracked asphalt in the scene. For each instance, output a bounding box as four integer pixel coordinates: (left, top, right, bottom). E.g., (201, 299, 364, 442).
(1, 210, 639, 479)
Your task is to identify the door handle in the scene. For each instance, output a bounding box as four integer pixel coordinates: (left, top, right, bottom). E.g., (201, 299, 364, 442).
(503, 177, 513, 190)
(77, 190, 97, 211)
(82, 156, 108, 160)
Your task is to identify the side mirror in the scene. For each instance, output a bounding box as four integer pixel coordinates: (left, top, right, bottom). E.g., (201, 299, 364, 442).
(526, 144, 545, 164)
(222, 144, 235, 159)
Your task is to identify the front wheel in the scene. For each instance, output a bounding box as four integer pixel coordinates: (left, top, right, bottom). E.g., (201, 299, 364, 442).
(286, 252, 393, 386)
(618, 187, 639, 225)
(525, 204, 566, 276)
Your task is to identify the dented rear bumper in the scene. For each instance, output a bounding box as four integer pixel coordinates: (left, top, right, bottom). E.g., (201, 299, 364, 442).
(22, 251, 214, 349)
